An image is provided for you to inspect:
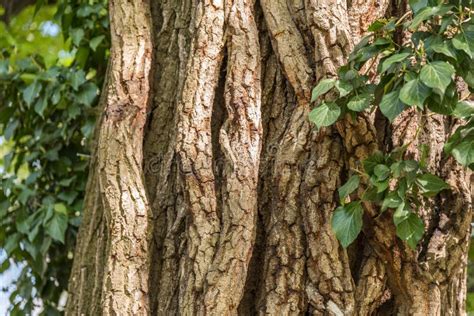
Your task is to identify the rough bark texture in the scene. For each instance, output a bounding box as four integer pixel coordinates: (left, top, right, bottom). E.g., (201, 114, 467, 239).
(67, 0, 472, 315)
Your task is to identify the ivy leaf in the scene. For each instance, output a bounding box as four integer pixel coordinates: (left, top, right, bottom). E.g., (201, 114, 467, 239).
(420, 61, 455, 94)
(46, 206, 68, 243)
(409, 6, 451, 31)
(347, 93, 372, 112)
(311, 78, 336, 102)
(34, 97, 48, 116)
(76, 82, 99, 105)
(331, 202, 364, 248)
(71, 70, 86, 91)
(338, 175, 360, 200)
(452, 101, 474, 118)
(23, 81, 43, 107)
(445, 124, 474, 169)
(379, 89, 405, 122)
(394, 207, 424, 249)
(380, 53, 411, 73)
(409, 0, 428, 13)
(416, 174, 449, 196)
(429, 40, 456, 59)
(374, 179, 389, 193)
(368, 20, 386, 32)
(450, 139, 474, 169)
(382, 191, 403, 211)
(54, 203, 68, 214)
(374, 164, 390, 180)
(363, 151, 385, 174)
(452, 32, 473, 58)
(90, 35, 105, 52)
(4, 119, 19, 140)
(335, 80, 353, 97)
(399, 79, 430, 108)
(309, 102, 341, 129)
(4, 234, 21, 255)
(71, 28, 85, 46)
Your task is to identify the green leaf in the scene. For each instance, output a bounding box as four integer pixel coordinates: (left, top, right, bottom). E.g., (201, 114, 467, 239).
(451, 140, 474, 169)
(311, 78, 336, 102)
(347, 93, 372, 112)
(394, 209, 424, 249)
(71, 70, 86, 91)
(409, 6, 450, 31)
(4, 119, 19, 140)
(374, 164, 390, 180)
(71, 28, 85, 46)
(309, 102, 341, 129)
(335, 80, 353, 97)
(390, 161, 403, 178)
(382, 191, 403, 211)
(399, 79, 430, 108)
(363, 151, 385, 174)
(379, 89, 405, 122)
(23, 81, 42, 107)
(380, 53, 410, 73)
(54, 203, 68, 214)
(4, 233, 21, 255)
(409, 0, 428, 13)
(34, 97, 48, 116)
(46, 211, 68, 243)
(331, 202, 364, 248)
(89, 35, 105, 51)
(452, 101, 474, 118)
(374, 179, 389, 193)
(76, 82, 98, 105)
(420, 61, 455, 94)
(416, 174, 449, 196)
(338, 175, 360, 200)
(368, 20, 385, 32)
(452, 32, 474, 58)
(429, 40, 456, 59)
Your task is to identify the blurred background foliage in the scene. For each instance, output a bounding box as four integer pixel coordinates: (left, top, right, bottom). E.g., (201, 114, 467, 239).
(0, 0, 473, 315)
(0, 0, 108, 314)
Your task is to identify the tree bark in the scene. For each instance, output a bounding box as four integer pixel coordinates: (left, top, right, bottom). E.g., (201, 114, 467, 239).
(66, 0, 472, 315)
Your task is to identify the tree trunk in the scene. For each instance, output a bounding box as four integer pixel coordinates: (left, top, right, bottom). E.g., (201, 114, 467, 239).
(66, 0, 472, 315)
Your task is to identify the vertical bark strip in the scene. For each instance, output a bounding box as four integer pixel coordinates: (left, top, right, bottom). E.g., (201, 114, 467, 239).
(143, 0, 194, 313)
(173, 1, 225, 314)
(96, 0, 153, 314)
(66, 109, 107, 316)
(201, 0, 262, 314)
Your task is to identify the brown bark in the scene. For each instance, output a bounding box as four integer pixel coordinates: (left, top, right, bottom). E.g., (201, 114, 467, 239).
(66, 0, 154, 314)
(67, 0, 472, 315)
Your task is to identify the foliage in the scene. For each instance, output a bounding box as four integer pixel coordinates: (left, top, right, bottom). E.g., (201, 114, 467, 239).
(333, 150, 448, 249)
(309, 0, 473, 248)
(0, 0, 109, 313)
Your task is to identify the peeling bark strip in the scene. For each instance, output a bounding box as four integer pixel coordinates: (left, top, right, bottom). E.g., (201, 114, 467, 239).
(67, 0, 472, 314)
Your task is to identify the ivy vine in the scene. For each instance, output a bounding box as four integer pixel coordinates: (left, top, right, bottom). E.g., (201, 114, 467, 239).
(309, 0, 473, 249)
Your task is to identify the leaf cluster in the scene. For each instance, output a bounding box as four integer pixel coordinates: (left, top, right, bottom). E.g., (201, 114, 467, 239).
(334, 150, 449, 249)
(0, 0, 109, 314)
(309, 0, 473, 248)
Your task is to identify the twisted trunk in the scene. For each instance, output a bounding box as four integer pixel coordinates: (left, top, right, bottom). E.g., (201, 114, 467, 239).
(66, 0, 472, 315)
